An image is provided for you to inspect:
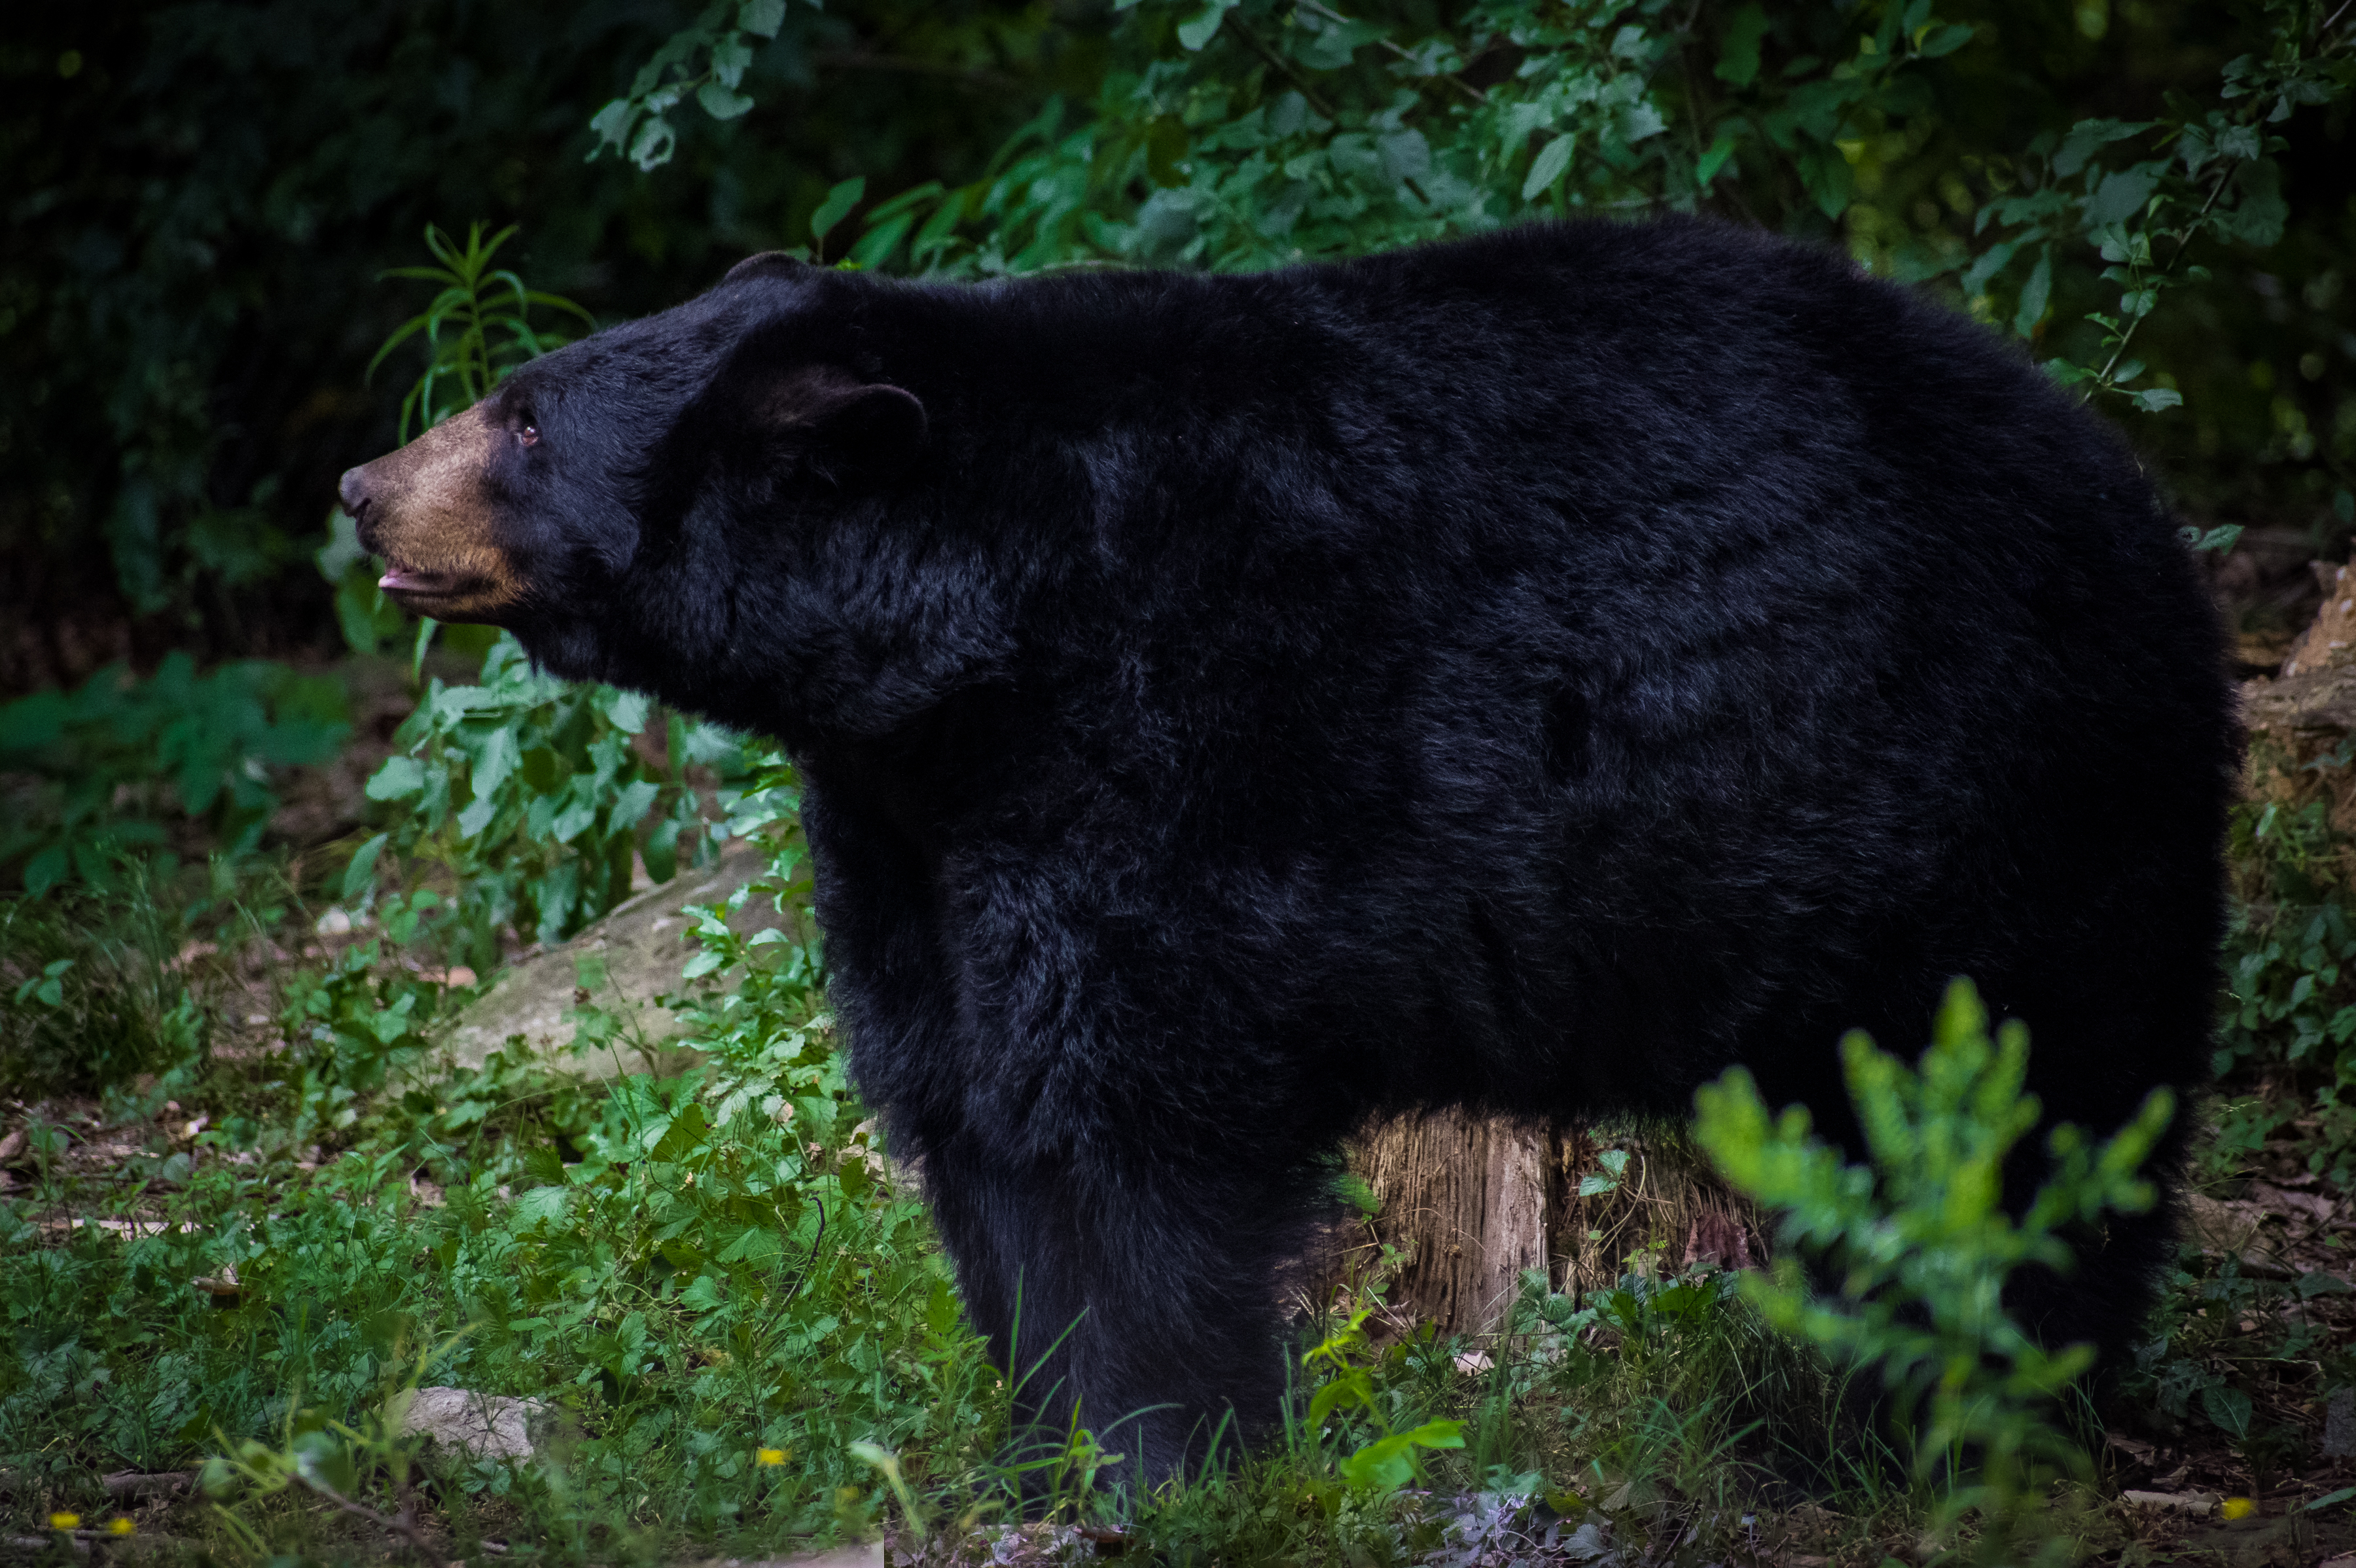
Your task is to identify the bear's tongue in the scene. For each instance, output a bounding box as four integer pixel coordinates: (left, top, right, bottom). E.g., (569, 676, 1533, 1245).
(380, 564, 451, 592)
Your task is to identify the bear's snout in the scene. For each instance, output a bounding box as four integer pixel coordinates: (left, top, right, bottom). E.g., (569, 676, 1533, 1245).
(334, 405, 522, 624)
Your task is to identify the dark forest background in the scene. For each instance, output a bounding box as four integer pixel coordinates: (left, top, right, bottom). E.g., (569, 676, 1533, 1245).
(4, 0, 2352, 701)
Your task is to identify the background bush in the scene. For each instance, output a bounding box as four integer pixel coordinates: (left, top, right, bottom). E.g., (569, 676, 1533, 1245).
(3, 0, 2351, 699)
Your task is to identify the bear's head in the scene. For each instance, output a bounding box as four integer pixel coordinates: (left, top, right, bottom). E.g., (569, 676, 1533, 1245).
(336, 254, 942, 725)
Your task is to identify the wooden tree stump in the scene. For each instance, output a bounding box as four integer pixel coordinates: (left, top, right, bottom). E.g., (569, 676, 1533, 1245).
(1329, 1115, 1770, 1341)
(1353, 1108, 1555, 1338)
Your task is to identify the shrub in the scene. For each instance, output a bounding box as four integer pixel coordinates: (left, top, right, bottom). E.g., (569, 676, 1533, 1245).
(1694, 979, 2173, 1558)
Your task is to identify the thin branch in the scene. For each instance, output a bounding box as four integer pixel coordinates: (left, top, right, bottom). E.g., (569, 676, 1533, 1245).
(1229, 19, 1338, 119)
(2080, 0, 2353, 397)
(2088, 159, 2239, 394)
(288, 1474, 448, 1566)
(1295, 1, 1489, 105)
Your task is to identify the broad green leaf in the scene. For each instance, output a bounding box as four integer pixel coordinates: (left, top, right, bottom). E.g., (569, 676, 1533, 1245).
(1961, 239, 2020, 296)
(649, 1103, 711, 1162)
(698, 82, 755, 120)
(810, 177, 866, 245)
(1714, 4, 1768, 86)
(717, 1224, 783, 1266)
(342, 833, 388, 900)
(1695, 126, 1741, 187)
(1798, 147, 1854, 221)
(1176, 0, 1238, 52)
(1615, 100, 1668, 146)
(586, 98, 637, 156)
(609, 777, 662, 832)
(603, 689, 651, 734)
(2012, 246, 2052, 336)
(2202, 1381, 2253, 1439)
(1523, 134, 1576, 201)
(2212, 160, 2287, 246)
(2080, 166, 2159, 228)
(472, 721, 522, 800)
(2051, 118, 2158, 177)
(511, 1186, 571, 1228)
(366, 755, 426, 801)
(630, 114, 677, 173)
(848, 212, 918, 271)
(457, 791, 500, 840)
(1915, 22, 1974, 57)
(549, 785, 599, 844)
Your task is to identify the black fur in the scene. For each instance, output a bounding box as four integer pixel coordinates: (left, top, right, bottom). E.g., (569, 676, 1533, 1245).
(471, 219, 2236, 1482)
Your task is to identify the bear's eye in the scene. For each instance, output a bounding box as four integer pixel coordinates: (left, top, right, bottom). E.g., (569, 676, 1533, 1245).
(518, 424, 539, 447)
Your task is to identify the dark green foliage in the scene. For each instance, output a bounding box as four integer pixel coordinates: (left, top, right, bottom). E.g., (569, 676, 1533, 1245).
(0, 836, 999, 1552)
(2120, 1247, 2351, 1470)
(618, 0, 2355, 529)
(370, 223, 598, 445)
(353, 633, 749, 966)
(0, 1, 1074, 673)
(2217, 774, 2356, 1183)
(279, 896, 467, 1141)
(0, 654, 349, 894)
(3, 1, 2351, 684)
(0, 863, 205, 1097)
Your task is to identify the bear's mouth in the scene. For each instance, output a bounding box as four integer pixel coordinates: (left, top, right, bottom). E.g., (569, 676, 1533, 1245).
(379, 560, 498, 607)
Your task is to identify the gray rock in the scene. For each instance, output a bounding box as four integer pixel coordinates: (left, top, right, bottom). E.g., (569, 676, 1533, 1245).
(397, 1386, 554, 1463)
(437, 840, 798, 1077)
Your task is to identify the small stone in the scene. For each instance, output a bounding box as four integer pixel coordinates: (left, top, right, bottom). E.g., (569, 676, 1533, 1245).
(780, 1546, 884, 1568)
(438, 841, 796, 1079)
(2325, 1385, 2355, 1457)
(397, 1387, 552, 1463)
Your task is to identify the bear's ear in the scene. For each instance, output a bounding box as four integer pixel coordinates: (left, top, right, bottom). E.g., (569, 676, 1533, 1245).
(763, 371, 927, 479)
(722, 251, 809, 286)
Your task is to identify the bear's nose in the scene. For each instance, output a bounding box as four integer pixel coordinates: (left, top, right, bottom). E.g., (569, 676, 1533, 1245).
(338, 465, 376, 537)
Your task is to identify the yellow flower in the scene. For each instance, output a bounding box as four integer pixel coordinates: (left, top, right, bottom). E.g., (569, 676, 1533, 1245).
(2221, 1496, 2257, 1521)
(756, 1447, 789, 1466)
(48, 1512, 80, 1530)
(107, 1518, 137, 1536)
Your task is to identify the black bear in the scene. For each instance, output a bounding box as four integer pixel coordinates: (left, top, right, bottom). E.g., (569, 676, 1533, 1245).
(342, 219, 2236, 1485)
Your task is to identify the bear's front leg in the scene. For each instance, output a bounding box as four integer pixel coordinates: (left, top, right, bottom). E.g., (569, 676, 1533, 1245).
(918, 1130, 1317, 1495)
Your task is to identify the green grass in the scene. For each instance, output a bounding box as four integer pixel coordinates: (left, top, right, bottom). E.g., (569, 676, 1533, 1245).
(0, 846, 1001, 1559)
(3, 833, 2351, 1565)
(0, 848, 1832, 1562)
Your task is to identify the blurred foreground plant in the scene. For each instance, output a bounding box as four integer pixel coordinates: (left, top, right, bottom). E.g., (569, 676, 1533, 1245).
(1694, 979, 2173, 1561)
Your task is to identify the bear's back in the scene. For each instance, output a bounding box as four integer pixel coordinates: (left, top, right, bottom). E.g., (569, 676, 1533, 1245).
(855, 221, 2233, 1118)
